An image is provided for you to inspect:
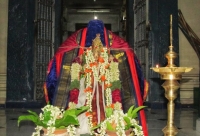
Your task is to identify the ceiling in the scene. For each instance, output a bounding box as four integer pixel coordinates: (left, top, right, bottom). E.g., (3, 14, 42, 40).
(63, 0, 124, 13)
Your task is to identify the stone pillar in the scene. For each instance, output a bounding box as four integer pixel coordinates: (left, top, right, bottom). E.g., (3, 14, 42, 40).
(148, 0, 179, 109)
(7, 0, 35, 103)
(0, 1, 8, 135)
(0, 0, 8, 105)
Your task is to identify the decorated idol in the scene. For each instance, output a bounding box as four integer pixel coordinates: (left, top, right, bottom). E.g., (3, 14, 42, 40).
(44, 20, 148, 136)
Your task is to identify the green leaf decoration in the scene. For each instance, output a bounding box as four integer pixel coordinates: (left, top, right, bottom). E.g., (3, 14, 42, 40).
(27, 110, 39, 118)
(55, 114, 79, 128)
(74, 106, 89, 116)
(127, 105, 134, 118)
(17, 105, 88, 130)
(110, 80, 121, 91)
(55, 106, 88, 128)
(42, 111, 51, 125)
(18, 115, 46, 128)
(123, 116, 131, 130)
(69, 79, 80, 90)
(91, 124, 101, 131)
(64, 109, 76, 116)
(131, 106, 146, 119)
(63, 106, 88, 116)
(105, 107, 113, 118)
(106, 122, 115, 131)
(92, 105, 147, 134)
(57, 126, 67, 129)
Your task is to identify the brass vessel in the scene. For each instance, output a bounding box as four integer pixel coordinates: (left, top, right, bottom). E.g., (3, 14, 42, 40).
(151, 15, 192, 136)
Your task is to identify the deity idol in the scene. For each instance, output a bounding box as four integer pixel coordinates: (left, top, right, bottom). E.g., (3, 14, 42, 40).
(44, 20, 148, 136)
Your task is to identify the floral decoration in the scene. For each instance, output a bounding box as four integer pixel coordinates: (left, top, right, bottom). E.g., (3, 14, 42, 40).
(69, 42, 146, 136)
(69, 46, 124, 135)
(18, 104, 88, 136)
(95, 103, 146, 136)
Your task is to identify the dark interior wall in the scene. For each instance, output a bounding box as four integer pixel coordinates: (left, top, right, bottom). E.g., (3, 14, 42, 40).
(6, 0, 64, 108)
(126, 0, 134, 48)
(148, 0, 179, 108)
(54, 0, 62, 51)
(7, 0, 35, 102)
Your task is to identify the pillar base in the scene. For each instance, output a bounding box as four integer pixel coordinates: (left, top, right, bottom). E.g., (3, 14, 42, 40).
(196, 118, 200, 133)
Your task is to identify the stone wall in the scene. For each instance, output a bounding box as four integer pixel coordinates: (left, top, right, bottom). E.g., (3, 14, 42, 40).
(0, 0, 8, 104)
(179, 0, 200, 104)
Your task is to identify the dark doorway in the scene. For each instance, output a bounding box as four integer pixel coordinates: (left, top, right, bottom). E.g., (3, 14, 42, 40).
(68, 23, 112, 37)
(75, 23, 111, 31)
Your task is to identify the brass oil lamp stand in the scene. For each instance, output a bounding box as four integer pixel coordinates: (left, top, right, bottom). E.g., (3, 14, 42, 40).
(151, 15, 193, 136)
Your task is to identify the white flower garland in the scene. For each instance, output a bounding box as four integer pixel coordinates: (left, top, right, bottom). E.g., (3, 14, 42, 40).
(84, 48, 113, 106)
(67, 125, 76, 136)
(84, 47, 124, 134)
(32, 105, 77, 136)
(69, 47, 123, 135)
(84, 47, 97, 134)
(99, 48, 113, 106)
(109, 61, 120, 82)
(40, 105, 63, 136)
(71, 63, 81, 81)
(32, 126, 43, 136)
(99, 108, 144, 136)
(84, 47, 111, 134)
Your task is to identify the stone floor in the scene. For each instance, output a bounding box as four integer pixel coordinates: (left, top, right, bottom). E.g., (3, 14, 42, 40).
(0, 107, 200, 136)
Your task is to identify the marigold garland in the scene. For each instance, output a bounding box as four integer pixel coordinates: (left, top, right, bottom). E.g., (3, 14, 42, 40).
(69, 46, 122, 135)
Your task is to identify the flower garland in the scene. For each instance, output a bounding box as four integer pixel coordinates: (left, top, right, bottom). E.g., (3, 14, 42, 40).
(84, 47, 110, 105)
(31, 105, 77, 136)
(99, 48, 112, 106)
(84, 47, 122, 135)
(71, 63, 81, 81)
(69, 62, 82, 90)
(84, 47, 98, 134)
(32, 126, 43, 136)
(40, 105, 64, 136)
(69, 46, 122, 135)
(66, 125, 76, 136)
(98, 103, 144, 136)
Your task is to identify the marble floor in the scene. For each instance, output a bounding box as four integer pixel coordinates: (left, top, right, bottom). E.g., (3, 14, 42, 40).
(0, 107, 200, 136)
